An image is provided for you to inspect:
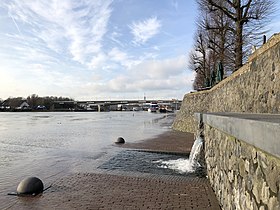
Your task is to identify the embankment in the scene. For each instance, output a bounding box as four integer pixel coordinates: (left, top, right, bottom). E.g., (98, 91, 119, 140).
(173, 33, 280, 133)
(172, 33, 280, 209)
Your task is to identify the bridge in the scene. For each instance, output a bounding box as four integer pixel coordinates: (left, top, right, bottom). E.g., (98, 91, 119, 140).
(51, 99, 182, 112)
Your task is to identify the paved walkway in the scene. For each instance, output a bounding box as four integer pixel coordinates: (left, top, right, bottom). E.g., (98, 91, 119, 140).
(123, 130, 195, 155)
(4, 130, 221, 210)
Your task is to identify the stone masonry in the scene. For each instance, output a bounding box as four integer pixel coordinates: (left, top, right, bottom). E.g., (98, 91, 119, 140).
(204, 125, 280, 210)
(172, 33, 280, 209)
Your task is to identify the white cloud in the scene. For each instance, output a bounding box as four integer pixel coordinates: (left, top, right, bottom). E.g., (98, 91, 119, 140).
(87, 53, 107, 70)
(92, 55, 192, 93)
(0, 66, 19, 98)
(109, 30, 124, 47)
(153, 46, 160, 51)
(131, 55, 187, 79)
(0, 61, 74, 98)
(66, 54, 194, 100)
(129, 16, 161, 45)
(108, 48, 128, 63)
(4, 0, 113, 65)
(0, 0, 198, 100)
(108, 47, 136, 68)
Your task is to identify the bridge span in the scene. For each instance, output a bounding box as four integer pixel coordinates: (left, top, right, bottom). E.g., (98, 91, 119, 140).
(77, 99, 181, 105)
(51, 99, 181, 112)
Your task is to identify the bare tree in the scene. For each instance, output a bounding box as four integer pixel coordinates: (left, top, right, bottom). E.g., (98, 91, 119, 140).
(190, 1, 232, 90)
(189, 0, 274, 91)
(188, 28, 212, 90)
(204, 5, 235, 74)
(206, 0, 275, 70)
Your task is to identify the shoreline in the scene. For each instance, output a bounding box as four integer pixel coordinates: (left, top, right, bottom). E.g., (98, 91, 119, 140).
(1, 115, 221, 209)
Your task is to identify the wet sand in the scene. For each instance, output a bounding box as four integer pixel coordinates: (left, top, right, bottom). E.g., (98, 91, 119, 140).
(2, 129, 220, 209)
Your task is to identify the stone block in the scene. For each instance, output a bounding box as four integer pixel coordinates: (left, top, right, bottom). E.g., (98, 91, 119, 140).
(255, 165, 265, 180)
(229, 156, 237, 171)
(239, 159, 247, 178)
(265, 162, 280, 194)
(259, 206, 265, 210)
(251, 148, 258, 164)
(246, 177, 253, 192)
(228, 170, 234, 183)
(252, 177, 264, 204)
(245, 160, 250, 173)
(261, 182, 270, 205)
(268, 196, 280, 210)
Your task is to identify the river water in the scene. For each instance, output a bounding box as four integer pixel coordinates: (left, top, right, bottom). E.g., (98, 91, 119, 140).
(0, 112, 172, 196)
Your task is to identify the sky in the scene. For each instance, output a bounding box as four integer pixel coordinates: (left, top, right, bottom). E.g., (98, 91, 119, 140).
(0, 0, 280, 101)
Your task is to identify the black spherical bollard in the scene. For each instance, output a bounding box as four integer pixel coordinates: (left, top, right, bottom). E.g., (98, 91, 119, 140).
(16, 177, 44, 195)
(115, 137, 125, 144)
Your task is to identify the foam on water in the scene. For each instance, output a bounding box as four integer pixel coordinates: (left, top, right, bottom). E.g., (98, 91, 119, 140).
(154, 158, 194, 173)
(155, 136, 204, 174)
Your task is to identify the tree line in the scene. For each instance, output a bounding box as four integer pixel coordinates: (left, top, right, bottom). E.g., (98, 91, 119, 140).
(189, 0, 275, 90)
(0, 94, 74, 110)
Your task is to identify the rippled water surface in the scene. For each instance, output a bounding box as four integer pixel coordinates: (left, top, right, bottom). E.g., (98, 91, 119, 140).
(0, 112, 172, 197)
(98, 147, 205, 177)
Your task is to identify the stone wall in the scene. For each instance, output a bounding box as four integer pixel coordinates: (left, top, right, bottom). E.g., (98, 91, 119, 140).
(172, 33, 280, 133)
(204, 125, 280, 210)
(172, 33, 280, 209)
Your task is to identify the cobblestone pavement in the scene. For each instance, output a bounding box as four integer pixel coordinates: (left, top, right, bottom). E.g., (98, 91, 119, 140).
(5, 172, 220, 210)
(122, 130, 195, 155)
(3, 131, 221, 210)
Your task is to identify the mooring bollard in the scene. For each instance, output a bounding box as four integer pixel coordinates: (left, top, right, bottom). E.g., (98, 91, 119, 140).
(16, 177, 44, 195)
(115, 137, 125, 144)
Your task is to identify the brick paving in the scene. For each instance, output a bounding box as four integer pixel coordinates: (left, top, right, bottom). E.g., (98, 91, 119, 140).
(122, 130, 195, 155)
(4, 130, 221, 210)
(6, 172, 220, 210)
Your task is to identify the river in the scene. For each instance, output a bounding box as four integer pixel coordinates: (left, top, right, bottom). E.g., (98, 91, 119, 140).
(0, 112, 172, 196)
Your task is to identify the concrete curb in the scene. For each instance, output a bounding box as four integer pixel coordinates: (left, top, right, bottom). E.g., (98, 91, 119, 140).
(195, 112, 280, 158)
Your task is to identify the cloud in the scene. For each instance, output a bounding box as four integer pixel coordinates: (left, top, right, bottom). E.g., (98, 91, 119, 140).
(0, 1, 197, 100)
(129, 16, 161, 45)
(4, 0, 113, 65)
(0, 61, 70, 98)
(87, 53, 107, 70)
(63, 54, 194, 100)
(131, 55, 187, 79)
(0, 66, 19, 98)
(109, 29, 124, 47)
(108, 48, 128, 63)
(89, 55, 192, 93)
(108, 47, 138, 68)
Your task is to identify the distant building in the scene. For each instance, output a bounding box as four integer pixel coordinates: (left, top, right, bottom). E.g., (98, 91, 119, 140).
(15, 102, 31, 111)
(50, 101, 77, 111)
(20, 102, 30, 109)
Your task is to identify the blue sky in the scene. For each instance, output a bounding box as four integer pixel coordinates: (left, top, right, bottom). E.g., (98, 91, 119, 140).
(0, 0, 279, 101)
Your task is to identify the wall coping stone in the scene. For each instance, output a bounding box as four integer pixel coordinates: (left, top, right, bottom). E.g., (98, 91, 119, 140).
(195, 112, 280, 158)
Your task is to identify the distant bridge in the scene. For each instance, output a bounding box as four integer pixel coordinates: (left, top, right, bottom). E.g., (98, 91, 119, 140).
(51, 99, 182, 112)
(76, 99, 181, 105)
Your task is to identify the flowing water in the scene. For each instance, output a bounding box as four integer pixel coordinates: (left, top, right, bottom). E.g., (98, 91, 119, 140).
(0, 112, 172, 200)
(155, 135, 204, 174)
